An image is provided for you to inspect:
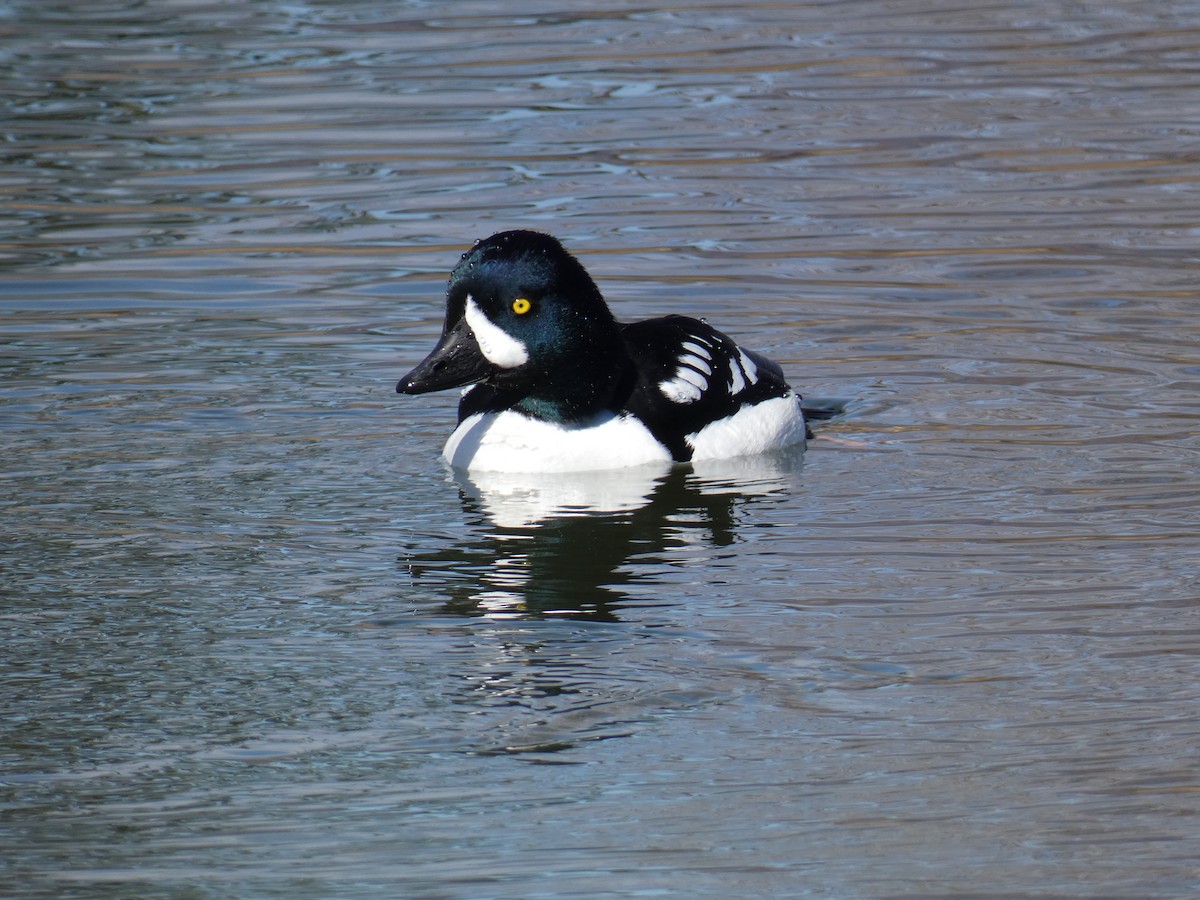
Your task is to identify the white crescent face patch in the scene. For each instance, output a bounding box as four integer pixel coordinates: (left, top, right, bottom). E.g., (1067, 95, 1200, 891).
(465, 294, 529, 369)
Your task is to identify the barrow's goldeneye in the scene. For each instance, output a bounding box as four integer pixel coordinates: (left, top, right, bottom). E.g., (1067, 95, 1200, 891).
(398, 230, 812, 472)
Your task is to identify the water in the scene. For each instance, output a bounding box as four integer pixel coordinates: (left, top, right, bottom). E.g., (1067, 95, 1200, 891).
(3, 0, 1200, 895)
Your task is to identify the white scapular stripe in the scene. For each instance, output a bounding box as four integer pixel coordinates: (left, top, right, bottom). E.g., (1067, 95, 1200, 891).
(659, 377, 702, 404)
(728, 363, 746, 395)
(676, 366, 708, 391)
(680, 341, 713, 374)
(659, 363, 710, 404)
(465, 295, 529, 369)
(659, 338, 722, 404)
(738, 349, 758, 384)
(729, 349, 759, 395)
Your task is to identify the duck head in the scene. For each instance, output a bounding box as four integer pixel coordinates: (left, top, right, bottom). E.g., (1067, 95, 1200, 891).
(397, 230, 631, 422)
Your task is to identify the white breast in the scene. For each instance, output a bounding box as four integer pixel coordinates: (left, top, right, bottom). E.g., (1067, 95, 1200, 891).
(444, 410, 673, 472)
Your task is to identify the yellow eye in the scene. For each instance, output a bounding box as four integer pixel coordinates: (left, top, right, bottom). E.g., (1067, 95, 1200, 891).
(512, 297, 532, 315)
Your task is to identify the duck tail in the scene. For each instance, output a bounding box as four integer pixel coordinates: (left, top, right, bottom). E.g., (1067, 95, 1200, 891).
(799, 397, 846, 422)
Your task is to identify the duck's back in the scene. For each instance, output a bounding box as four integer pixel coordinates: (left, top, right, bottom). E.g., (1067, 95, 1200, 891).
(619, 315, 805, 462)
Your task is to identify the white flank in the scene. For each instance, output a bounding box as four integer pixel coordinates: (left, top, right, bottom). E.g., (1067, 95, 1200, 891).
(464, 295, 529, 369)
(688, 393, 806, 461)
(444, 411, 672, 472)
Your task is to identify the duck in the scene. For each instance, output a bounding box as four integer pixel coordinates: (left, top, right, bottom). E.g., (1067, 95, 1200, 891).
(397, 230, 812, 473)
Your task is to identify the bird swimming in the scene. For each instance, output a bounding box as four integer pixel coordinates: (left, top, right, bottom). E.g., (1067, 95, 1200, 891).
(398, 230, 814, 472)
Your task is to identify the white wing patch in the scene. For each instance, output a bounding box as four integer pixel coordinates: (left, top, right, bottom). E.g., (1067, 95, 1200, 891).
(658, 337, 717, 404)
(465, 294, 528, 369)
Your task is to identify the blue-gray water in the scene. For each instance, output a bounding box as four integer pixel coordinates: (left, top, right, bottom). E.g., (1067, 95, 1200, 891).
(3, 1, 1200, 896)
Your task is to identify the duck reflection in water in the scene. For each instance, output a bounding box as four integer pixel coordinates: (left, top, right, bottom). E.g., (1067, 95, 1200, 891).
(400, 449, 805, 621)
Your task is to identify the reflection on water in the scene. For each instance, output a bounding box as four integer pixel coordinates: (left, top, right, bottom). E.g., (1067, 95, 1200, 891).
(4, 0, 1200, 896)
(407, 452, 803, 618)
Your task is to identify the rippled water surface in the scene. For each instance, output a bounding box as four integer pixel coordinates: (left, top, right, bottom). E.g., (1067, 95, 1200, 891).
(4, 1, 1200, 896)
